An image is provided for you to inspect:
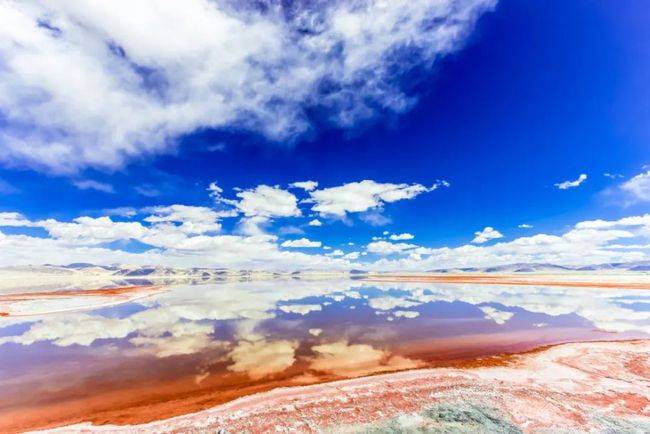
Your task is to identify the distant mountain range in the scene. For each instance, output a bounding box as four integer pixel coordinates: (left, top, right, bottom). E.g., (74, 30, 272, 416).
(1, 261, 649, 277)
(428, 261, 650, 273)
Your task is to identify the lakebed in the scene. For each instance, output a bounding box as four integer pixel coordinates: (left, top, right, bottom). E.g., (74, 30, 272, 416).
(0, 275, 648, 432)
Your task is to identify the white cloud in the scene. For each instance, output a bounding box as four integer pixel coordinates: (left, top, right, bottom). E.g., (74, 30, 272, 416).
(308, 328, 323, 337)
(620, 170, 650, 202)
(289, 181, 318, 192)
(518, 224, 533, 229)
(134, 185, 162, 197)
(359, 210, 392, 226)
(72, 179, 115, 194)
(281, 238, 322, 248)
(0, 1, 494, 173)
(209, 182, 302, 234)
(0, 208, 360, 270)
(144, 204, 222, 234)
(309, 340, 422, 378)
(1, 201, 650, 271)
(308, 219, 323, 227)
(278, 304, 322, 315)
(0, 212, 36, 227)
(343, 251, 360, 260)
(471, 227, 503, 244)
(555, 174, 587, 190)
(308, 180, 443, 217)
(277, 225, 304, 236)
(574, 215, 650, 230)
(603, 172, 624, 179)
(41, 216, 149, 245)
(478, 306, 513, 325)
(102, 207, 138, 217)
(367, 240, 418, 255)
(370, 214, 650, 271)
(393, 310, 420, 319)
(234, 185, 301, 219)
(389, 233, 414, 241)
(228, 339, 298, 379)
(368, 296, 419, 310)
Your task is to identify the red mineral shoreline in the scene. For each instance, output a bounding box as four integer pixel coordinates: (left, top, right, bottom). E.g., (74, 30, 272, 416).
(25, 339, 650, 433)
(0, 285, 164, 317)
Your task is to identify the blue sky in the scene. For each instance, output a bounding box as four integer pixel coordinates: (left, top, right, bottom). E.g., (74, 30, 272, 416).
(0, 0, 648, 269)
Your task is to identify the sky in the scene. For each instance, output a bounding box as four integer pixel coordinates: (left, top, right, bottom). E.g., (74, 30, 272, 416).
(0, 0, 649, 270)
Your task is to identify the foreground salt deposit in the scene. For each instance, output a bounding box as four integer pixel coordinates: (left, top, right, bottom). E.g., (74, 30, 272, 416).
(37, 340, 649, 433)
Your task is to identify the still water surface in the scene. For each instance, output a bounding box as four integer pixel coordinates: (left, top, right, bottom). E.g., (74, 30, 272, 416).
(1, 279, 648, 430)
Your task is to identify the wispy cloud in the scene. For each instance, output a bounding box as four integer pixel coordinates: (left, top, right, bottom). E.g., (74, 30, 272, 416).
(134, 185, 162, 197)
(620, 170, 650, 202)
(0, 1, 494, 173)
(554, 174, 587, 190)
(360, 211, 392, 227)
(0, 178, 19, 194)
(72, 179, 115, 194)
(101, 207, 138, 218)
(206, 143, 226, 152)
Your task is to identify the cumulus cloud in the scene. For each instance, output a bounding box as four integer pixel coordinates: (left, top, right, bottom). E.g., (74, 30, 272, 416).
(343, 251, 360, 260)
(367, 240, 418, 255)
(228, 339, 298, 379)
(471, 226, 503, 244)
(278, 304, 322, 315)
(370, 214, 650, 271)
(309, 340, 422, 378)
(368, 296, 419, 310)
(393, 310, 420, 319)
(555, 174, 587, 190)
(281, 238, 322, 248)
(289, 180, 318, 192)
(518, 223, 533, 229)
(0, 0, 494, 173)
(0, 208, 359, 269)
(308, 219, 323, 227)
(1, 201, 650, 270)
(389, 233, 414, 241)
(72, 179, 115, 194)
(234, 185, 301, 218)
(209, 182, 302, 234)
(308, 180, 444, 217)
(0, 212, 36, 227)
(143, 204, 223, 234)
